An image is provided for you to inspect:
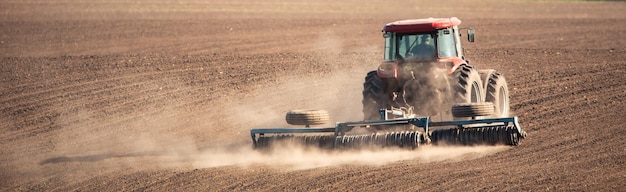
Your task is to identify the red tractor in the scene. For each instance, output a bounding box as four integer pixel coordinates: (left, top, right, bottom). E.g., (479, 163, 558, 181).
(249, 17, 525, 149)
(363, 17, 509, 122)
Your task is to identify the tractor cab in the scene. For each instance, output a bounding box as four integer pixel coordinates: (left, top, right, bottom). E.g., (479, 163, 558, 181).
(378, 17, 475, 78)
(382, 17, 474, 61)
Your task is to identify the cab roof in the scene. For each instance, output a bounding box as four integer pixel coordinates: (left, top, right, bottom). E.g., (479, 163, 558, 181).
(382, 17, 462, 33)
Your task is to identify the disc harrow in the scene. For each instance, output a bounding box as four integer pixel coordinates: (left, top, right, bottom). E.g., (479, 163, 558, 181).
(251, 108, 526, 150)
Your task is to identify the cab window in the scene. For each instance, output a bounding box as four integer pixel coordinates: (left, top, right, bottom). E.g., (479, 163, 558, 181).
(437, 28, 457, 57)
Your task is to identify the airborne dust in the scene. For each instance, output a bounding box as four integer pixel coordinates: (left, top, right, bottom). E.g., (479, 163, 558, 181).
(59, 70, 509, 172)
(188, 32, 509, 170)
(36, 31, 510, 177)
(188, 69, 509, 170)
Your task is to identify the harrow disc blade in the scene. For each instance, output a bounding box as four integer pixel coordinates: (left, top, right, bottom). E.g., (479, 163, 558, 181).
(431, 125, 522, 146)
(254, 134, 337, 149)
(253, 131, 425, 150)
(335, 131, 424, 149)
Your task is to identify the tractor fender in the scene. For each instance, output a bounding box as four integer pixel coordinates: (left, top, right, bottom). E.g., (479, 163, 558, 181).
(376, 60, 398, 78)
(439, 57, 467, 74)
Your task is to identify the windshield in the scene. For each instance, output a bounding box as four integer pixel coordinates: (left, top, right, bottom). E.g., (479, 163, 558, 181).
(383, 28, 459, 61)
(383, 32, 436, 61)
(403, 33, 436, 60)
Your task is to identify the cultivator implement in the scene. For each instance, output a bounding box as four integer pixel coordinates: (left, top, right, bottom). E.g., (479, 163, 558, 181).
(250, 109, 526, 150)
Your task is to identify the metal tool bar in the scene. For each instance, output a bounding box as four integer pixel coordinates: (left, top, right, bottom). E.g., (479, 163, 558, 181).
(428, 117, 522, 132)
(338, 118, 412, 127)
(429, 117, 514, 126)
(250, 128, 336, 134)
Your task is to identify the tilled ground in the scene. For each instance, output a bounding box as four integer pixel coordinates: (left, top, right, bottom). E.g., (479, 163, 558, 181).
(1, 0, 625, 191)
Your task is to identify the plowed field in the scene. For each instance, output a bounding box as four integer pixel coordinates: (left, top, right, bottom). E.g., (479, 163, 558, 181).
(1, 0, 625, 191)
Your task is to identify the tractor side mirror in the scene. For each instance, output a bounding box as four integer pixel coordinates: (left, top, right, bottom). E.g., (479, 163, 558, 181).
(467, 28, 475, 42)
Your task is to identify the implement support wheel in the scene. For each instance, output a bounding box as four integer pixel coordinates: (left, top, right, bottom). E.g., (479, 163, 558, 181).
(451, 102, 495, 118)
(285, 110, 330, 126)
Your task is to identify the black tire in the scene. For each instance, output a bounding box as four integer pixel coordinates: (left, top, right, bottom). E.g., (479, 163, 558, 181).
(451, 65, 484, 103)
(485, 72, 510, 117)
(451, 102, 495, 118)
(285, 110, 330, 126)
(362, 71, 386, 121)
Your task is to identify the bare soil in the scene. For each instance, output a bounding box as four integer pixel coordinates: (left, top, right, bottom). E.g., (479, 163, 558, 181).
(1, 0, 625, 191)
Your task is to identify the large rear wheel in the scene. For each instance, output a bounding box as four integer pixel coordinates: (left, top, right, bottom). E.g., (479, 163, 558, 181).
(451, 65, 484, 119)
(452, 65, 484, 103)
(485, 72, 510, 117)
(362, 71, 388, 121)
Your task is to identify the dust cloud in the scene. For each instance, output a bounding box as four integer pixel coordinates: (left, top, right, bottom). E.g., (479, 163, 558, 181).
(396, 62, 454, 120)
(189, 145, 509, 170)
(184, 63, 506, 171)
(38, 30, 507, 176)
(120, 30, 506, 171)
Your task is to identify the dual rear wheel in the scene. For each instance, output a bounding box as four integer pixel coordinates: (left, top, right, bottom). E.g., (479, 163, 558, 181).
(362, 64, 510, 120)
(447, 65, 511, 118)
